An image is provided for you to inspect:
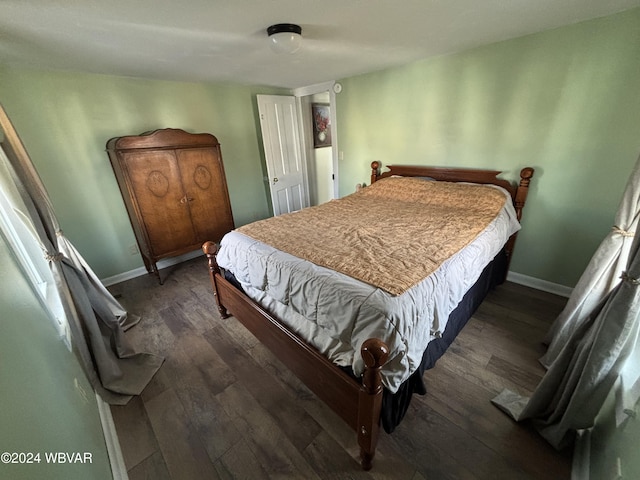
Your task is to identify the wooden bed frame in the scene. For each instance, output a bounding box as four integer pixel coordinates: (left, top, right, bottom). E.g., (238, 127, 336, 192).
(202, 162, 534, 470)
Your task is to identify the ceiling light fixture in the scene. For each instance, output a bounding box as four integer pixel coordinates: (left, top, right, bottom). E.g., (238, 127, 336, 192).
(267, 23, 302, 54)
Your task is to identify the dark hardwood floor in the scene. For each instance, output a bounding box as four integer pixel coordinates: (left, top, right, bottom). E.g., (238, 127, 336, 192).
(108, 257, 573, 479)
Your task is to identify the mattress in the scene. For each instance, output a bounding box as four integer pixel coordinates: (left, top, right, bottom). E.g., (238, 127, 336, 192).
(216, 183, 521, 393)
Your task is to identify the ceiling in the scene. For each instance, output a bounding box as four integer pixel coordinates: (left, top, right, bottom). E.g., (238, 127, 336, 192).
(1, 0, 639, 89)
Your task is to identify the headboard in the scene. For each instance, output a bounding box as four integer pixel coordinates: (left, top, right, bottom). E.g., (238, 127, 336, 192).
(370, 161, 534, 222)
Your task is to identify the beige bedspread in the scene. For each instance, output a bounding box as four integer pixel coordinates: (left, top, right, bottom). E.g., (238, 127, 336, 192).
(237, 177, 508, 295)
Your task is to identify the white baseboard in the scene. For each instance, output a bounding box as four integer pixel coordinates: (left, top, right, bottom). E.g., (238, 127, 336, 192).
(96, 393, 129, 480)
(507, 271, 573, 298)
(101, 250, 203, 287)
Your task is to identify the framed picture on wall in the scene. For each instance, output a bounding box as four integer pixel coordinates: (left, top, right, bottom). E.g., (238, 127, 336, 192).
(312, 103, 331, 148)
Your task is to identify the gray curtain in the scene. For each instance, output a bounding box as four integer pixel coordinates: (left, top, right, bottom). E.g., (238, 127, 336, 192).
(0, 104, 163, 405)
(493, 232, 640, 449)
(540, 155, 640, 368)
(492, 155, 640, 449)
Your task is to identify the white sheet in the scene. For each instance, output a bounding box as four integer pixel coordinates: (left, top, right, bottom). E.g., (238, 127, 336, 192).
(216, 186, 521, 393)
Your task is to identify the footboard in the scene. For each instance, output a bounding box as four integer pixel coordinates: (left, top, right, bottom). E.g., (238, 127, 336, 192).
(202, 241, 389, 470)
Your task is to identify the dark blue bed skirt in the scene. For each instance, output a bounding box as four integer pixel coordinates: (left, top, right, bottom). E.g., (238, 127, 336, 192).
(379, 249, 507, 433)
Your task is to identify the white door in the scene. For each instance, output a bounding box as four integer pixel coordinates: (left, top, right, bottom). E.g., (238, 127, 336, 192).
(257, 95, 309, 216)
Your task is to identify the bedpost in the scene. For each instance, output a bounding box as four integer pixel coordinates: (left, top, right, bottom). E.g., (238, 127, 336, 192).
(370, 161, 380, 185)
(514, 167, 534, 221)
(202, 241, 230, 319)
(503, 167, 535, 277)
(358, 338, 389, 471)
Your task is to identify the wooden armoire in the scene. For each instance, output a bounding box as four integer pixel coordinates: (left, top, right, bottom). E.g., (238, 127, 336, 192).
(106, 128, 234, 283)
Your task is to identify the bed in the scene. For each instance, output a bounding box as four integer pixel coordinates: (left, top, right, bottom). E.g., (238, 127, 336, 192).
(202, 162, 534, 470)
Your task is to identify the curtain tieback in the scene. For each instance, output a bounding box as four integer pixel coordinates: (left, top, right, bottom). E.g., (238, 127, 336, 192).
(45, 251, 63, 262)
(45, 230, 64, 261)
(621, 271, 640, 285)
(612, 226, 635, 237)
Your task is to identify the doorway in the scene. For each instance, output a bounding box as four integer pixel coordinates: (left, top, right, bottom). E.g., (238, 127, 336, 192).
(295, 81, 339, 207)
(257, 82, 339, 216)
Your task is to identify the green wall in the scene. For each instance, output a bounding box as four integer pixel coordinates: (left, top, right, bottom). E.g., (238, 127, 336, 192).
(0, 67, 283, 278)
(2, 9, 640, 287)
(336, 8, 640, 287)
(0, 236, 112, 480)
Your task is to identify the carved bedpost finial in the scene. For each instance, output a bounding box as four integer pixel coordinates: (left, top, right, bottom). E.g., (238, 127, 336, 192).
(371, 161, 381, 185)
(361, 338, 389, 393)
(519, 167, 534, 188)
(202, 241, 229, 319)
(515, 167, 535, 221)
(202, 241, 220, 272)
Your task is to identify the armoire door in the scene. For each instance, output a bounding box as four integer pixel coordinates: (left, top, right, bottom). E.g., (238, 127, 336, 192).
(176, 146, 234, 242)
(123, 150, 197, 256)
